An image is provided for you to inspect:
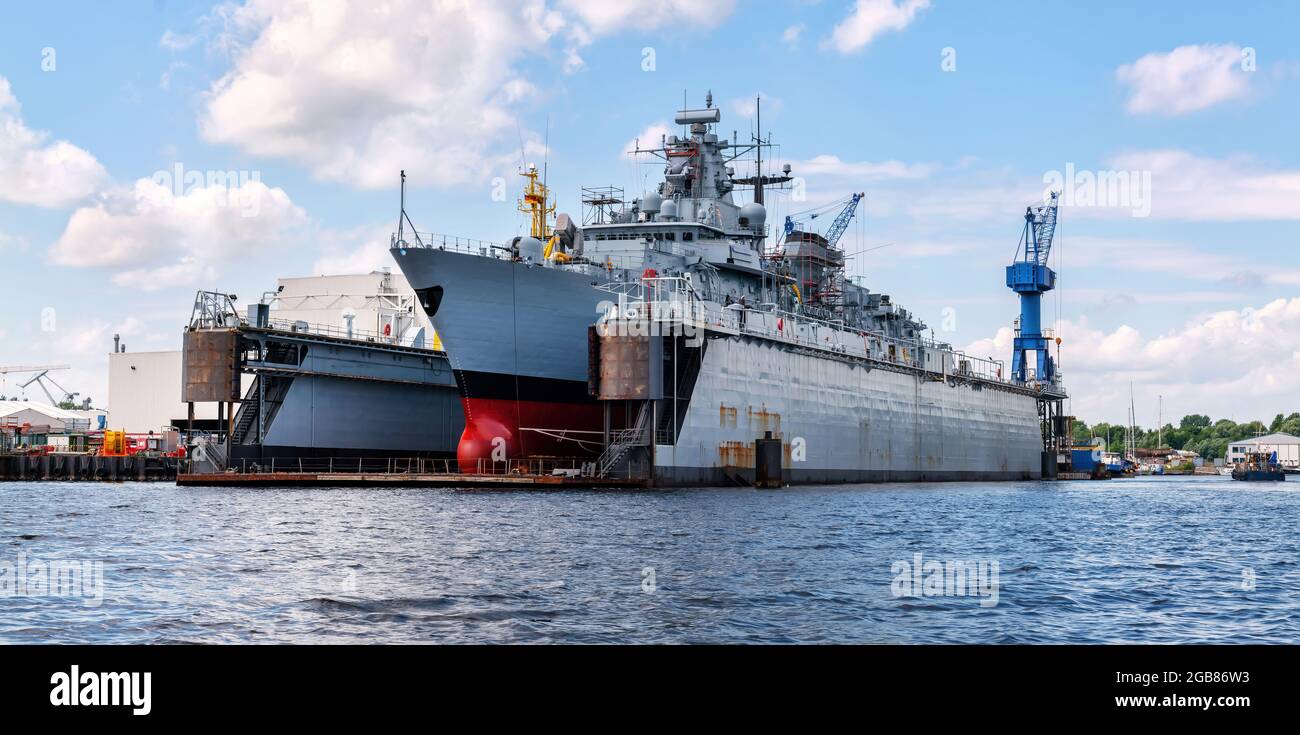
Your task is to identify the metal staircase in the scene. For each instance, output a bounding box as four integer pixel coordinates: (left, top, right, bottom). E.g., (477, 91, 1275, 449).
(230, 375, 292, 445)
(596, 402, 652, 477)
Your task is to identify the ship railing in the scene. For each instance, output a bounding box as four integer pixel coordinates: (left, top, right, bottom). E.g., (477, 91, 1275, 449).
(262, 317, 421, 347)
(392, 231, 510, 259)
(603, 278, 1033, 390)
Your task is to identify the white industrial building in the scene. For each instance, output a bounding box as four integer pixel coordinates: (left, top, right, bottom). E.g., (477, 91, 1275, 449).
(107, 271, 430, 433)
(1227, 433, 1300, 469)
(0, 400, 105, 432)
(108, 350, 233, 434)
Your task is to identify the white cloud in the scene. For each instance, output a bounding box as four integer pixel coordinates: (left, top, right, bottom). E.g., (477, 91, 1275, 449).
(198, 0, 737, 190)
(886, 148, 1300, 225)
(1106, 149, 1300, 221)
(557, 0, 735, 36)
(965, 298, 1300, 423)
(0, 76, 109, 207)
(781, 24, 805, 46)
(1065, 235, 1300, 287)
(795, 154, 934, 182)
(1117, 43, 1252, 116)
(50, 177, 307, 290)
(0, 231, 27, 252)
(54, 317, 148, 362)
(312, 226, 395, 275)
(200, 0, 559, 190)
(825, 0, 930, 55)
(729, 94, 784, 120)
(625, 122, 671, 157)
(159, 29, 198, 51)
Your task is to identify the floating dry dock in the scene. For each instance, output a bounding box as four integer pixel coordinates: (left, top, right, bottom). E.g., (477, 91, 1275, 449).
(177, 457, 648, 488)
(177, 471, 644, 488)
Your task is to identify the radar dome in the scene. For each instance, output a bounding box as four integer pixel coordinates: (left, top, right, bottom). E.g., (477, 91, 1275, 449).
(659, 199, 678, 221)
(641, 192, 663, 214)
(738, 202, 767, 229)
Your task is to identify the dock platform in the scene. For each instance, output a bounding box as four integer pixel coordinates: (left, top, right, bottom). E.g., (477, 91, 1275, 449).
(176, 471, 645, 488)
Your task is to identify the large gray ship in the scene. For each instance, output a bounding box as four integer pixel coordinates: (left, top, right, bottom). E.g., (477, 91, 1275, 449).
(391, 93, 1066, 484)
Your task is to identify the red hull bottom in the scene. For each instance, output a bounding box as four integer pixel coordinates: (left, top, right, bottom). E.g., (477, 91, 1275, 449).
(457, 398, 605, 472)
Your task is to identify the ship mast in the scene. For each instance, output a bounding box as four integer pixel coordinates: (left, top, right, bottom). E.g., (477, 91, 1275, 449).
(754, 96, 763, 206)
(518, 163, 555, 240)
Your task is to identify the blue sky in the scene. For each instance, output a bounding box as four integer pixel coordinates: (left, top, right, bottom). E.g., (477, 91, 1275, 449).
(1, 0, 1298, 424)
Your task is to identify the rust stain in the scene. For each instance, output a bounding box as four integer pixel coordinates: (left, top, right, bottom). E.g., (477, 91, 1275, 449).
(717, 440, 755, 468)
(719, 403, 738, 428)
(746, 405, 782, 435)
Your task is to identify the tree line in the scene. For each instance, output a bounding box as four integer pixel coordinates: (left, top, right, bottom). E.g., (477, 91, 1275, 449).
(1071, 413, 1300, 460)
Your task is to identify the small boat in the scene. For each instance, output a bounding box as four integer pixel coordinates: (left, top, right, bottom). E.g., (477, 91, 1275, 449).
(1230, 452, 1286, 482)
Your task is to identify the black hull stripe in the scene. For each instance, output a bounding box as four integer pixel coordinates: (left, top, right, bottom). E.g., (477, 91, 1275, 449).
(457, 370, 595, 404)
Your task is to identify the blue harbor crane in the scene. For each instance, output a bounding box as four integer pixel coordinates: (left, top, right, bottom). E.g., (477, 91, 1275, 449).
(1006, 191, 1060, 384)
(783, 192, 864, 248)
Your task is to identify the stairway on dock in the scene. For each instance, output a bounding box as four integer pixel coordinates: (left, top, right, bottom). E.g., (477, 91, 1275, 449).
(597, 402, 651, 478)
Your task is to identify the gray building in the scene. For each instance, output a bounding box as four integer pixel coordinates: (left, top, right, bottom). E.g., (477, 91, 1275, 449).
(1227, 433, 1300, 469)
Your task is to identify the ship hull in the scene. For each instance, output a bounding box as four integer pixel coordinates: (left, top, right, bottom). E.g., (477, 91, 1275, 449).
(393, 247, 611, 467)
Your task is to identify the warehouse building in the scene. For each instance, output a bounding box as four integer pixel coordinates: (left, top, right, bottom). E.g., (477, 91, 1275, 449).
(1227, 433, 1300, 469)
(0, 400, 105, 432)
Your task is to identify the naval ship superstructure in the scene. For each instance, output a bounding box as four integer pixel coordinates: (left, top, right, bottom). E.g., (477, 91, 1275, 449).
(392, 93, 1064, 484)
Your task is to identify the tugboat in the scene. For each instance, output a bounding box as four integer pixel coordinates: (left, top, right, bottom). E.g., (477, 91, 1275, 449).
(1231, 451, 1286, 482)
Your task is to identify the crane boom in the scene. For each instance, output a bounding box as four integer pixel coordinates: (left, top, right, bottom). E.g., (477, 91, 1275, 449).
(1024, 191, 1059, 266)
(0, 364, 70, 374)
(823, 192, 864, 249)
(782, 192, 865, 248)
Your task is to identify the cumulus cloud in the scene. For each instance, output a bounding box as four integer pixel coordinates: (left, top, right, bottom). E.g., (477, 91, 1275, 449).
(50, 177, 307, 290)
(729, 94, 784, 120)
(0, 76, 109, 207)
(796, 154, 934, 182)
(312, 226, 396, 275)
(825, 0, 930, 55)
(781, 24, 806, 46)
(557, 0, 734, 36)
(199, 0, 561, 190)
(198, 0, 737, 190)
(965, 298, 1300, 423)
(624, 122, 671, 157)
(1065, 236, 1300, 287)
(1105, 149, 1300, 221)
(1117, 43, 1252, 116)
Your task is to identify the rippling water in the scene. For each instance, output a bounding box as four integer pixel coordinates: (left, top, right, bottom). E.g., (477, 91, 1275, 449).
(1, 476, 1296, 643)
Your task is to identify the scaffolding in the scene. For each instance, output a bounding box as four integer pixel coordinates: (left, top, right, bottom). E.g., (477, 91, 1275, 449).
(581, 186, 625, 225)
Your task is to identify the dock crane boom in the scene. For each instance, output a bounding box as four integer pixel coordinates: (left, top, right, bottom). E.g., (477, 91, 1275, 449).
(0, 365, 77, 405)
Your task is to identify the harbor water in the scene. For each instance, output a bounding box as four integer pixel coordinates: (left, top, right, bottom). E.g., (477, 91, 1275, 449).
(1, 476, 1295, 644)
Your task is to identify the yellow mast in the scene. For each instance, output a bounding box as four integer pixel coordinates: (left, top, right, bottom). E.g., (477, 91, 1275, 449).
(517, 163, 554, 240)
